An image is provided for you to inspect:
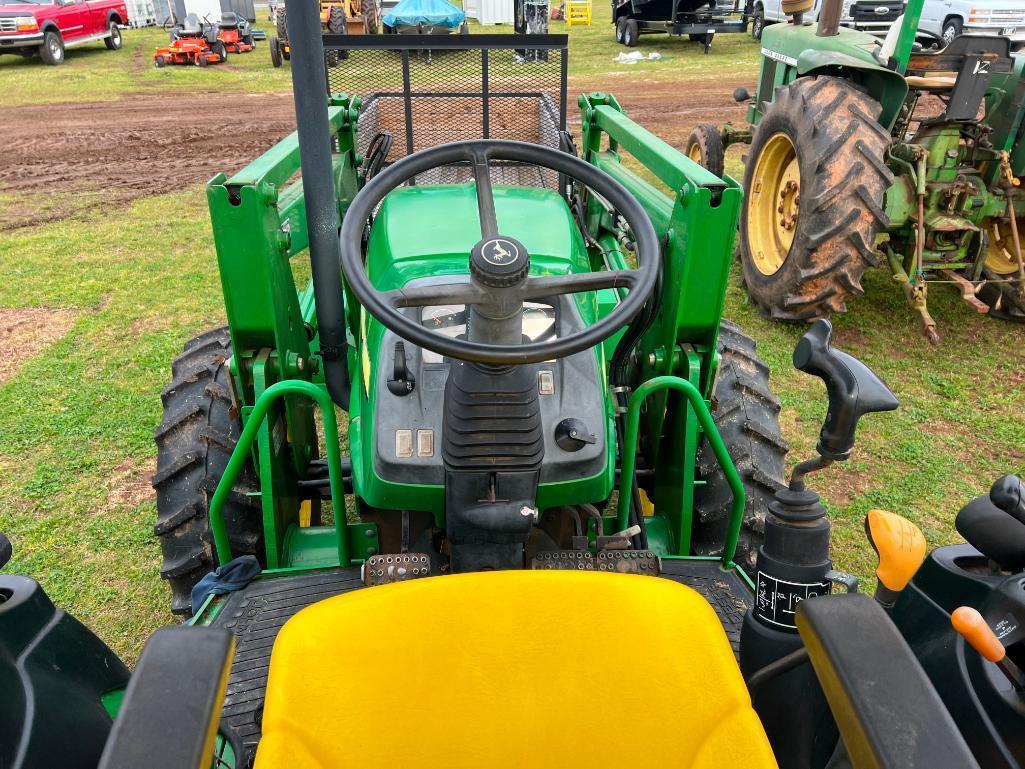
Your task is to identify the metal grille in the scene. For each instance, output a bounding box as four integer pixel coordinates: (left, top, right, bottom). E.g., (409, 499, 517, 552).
(849, 1, 903, 23)
(0, 18, 18, 32)
(322, 35, 568, 187)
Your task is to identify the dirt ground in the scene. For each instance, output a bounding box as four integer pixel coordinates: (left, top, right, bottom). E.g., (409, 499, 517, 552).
(0, 307, 77, 385)
(0, 77, 748, 231)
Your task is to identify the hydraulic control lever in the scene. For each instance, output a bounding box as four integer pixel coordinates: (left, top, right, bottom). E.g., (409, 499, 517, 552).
(740, 322, 902, 762)
(864, 509, 927, 608)
(793, 319, 899, 463)
(952, 606, 1025, 692)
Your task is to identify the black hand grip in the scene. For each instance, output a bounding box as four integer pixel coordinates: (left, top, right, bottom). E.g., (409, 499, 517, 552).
(990, 475, 1025, 526)
(792, 320, 899, 460)
(0, 531, 11, 570)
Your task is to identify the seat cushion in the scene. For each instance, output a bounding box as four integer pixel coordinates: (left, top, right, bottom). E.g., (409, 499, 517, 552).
(254, 570, 777, 769)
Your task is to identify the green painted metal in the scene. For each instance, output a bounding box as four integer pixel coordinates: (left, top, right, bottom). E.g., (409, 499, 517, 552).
(210, 380, 350, 568)
(204, 86, 747, 573)
(618, 376, 746, 568)
(579, 93, 742, 540)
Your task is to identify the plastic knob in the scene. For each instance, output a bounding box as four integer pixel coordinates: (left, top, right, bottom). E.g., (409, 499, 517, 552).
(792, 320, 899, 460)
(864, 509, 927, 594)
(951, 606, 1005, 663)
(990, 475, 1025, 526)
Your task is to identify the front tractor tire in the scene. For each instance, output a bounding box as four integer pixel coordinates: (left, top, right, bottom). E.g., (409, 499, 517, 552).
(153, 328, 263, 615)
(692, 320, 788, 576)
(685, 123, 725, 179)
(739, 76, 892, 321)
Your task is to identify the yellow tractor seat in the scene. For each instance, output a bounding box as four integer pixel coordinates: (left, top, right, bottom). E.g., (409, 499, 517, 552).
(254, 570, 778, 769)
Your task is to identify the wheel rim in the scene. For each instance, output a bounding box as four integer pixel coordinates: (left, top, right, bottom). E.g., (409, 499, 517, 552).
(50, 38, 61, 57)
(747, 132, 800, 276)
(688, 143, 702, 163)
(985, 216, 1025, 275)
(943, 26, 956, 43)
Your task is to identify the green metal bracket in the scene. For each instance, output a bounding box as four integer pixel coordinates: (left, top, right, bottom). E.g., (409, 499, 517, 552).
(618, 376, 746, 568)
(210, 380, 350, 568)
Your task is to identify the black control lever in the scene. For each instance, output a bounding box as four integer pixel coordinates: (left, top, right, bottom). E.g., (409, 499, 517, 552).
(990, 475, 1025, 526)
(0, 531, 11, 570)
(793, 320, 899, 462)
(387, 341, 416, 397)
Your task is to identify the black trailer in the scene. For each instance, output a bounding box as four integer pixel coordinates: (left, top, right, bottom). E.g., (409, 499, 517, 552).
(612, 0, 752, 53)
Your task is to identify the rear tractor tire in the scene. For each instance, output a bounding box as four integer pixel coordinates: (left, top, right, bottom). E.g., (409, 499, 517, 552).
(692, 320, 788, 577)
(739, 76, 893, 321)
(685, 123, 725, 179)
(977, 218, 1025, 321)
(153, 327, 263, 615)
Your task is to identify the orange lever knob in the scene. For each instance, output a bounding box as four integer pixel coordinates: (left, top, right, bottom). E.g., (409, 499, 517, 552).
(952, 606, 1005, 663)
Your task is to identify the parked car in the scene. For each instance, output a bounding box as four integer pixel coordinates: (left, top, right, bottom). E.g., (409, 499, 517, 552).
(0, 0, 127, 64)
(752, 0, 904, 39)
(919, 0, 1025, 44)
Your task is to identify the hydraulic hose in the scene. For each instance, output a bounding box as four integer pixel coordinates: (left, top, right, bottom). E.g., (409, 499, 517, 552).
(287, 0, 350, 410)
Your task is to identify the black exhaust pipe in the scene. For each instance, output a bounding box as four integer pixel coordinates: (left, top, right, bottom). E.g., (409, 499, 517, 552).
(287, 0, 351, 410)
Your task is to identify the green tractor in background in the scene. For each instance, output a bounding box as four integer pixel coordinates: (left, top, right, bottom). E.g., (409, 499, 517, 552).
(690, 0, 1025, 340)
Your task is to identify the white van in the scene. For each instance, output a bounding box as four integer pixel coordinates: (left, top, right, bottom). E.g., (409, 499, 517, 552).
(918, 0, 1025, 44)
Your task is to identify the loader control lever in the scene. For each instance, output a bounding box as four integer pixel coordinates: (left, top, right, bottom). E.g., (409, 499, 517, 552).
(864, 509, 927, 608)
(793, 319, 899, 461)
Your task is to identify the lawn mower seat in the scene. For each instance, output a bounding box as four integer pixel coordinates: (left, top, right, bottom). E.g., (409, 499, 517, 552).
(179, 13, 203, 35)
(254, 571, 778, 769)
(219, 11, 239, 28)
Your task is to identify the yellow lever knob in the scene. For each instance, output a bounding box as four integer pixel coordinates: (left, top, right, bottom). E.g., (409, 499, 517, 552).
(864, 509, 927, 592)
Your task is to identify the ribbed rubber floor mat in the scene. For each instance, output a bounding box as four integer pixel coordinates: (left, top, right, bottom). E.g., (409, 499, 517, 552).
(210, 568, 364, 762)
(659, 560, 752, 656)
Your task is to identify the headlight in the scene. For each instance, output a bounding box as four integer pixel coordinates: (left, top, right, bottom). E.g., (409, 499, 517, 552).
(14, 16, 38, 31)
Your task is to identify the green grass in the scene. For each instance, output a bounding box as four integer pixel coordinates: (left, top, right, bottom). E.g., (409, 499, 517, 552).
(0, 10, 1022, 664)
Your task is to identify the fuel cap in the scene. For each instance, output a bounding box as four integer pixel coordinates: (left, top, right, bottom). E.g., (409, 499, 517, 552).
(470, 236, 530, 288)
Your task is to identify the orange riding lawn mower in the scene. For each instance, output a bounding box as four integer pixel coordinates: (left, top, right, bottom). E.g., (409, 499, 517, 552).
(154, 12, 255, 68)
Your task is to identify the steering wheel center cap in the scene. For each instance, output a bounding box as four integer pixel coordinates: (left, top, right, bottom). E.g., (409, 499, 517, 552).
(471, 236, 530, 288)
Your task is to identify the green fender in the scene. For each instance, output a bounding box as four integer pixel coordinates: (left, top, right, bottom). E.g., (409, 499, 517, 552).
(796, 49, 909, 130)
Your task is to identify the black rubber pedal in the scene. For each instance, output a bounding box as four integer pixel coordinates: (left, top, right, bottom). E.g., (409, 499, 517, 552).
(361, 553, 432, 586)
(595, 550, 661, 575)
(530, 550, 594, 570)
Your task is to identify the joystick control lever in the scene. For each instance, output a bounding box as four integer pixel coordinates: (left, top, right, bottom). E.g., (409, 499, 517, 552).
(793, 320, 899, 462)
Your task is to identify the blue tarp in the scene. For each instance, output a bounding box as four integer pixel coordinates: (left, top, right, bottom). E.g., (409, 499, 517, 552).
(383, 0, 465, 28)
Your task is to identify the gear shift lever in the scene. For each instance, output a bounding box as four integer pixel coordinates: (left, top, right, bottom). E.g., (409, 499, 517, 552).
(864, 509, 927, 608)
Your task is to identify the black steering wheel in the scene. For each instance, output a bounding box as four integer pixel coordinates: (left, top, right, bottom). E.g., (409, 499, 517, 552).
(339, 140, 660, 365)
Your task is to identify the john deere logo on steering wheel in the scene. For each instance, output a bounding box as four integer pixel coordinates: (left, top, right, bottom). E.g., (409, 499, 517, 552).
(482, 238, 520, 265)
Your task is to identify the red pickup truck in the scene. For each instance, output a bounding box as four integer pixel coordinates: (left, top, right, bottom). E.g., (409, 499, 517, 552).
(0, 0, 127, 65)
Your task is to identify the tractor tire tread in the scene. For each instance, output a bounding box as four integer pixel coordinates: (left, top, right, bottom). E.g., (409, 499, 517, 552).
(153, 327, 263, 615)
(740, 76, 892, 321)
(692, 321, 787, 576)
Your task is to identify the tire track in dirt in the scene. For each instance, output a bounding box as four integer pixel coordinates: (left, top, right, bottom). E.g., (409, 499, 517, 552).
(0, 75, 752, 232)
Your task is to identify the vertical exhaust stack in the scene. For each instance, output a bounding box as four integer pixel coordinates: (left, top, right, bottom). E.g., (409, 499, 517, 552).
(288, 0, 351, 410)
(816, 0, 843, 35)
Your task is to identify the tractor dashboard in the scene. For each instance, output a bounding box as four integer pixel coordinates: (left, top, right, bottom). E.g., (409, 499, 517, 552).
(354, 181, 615, 512)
